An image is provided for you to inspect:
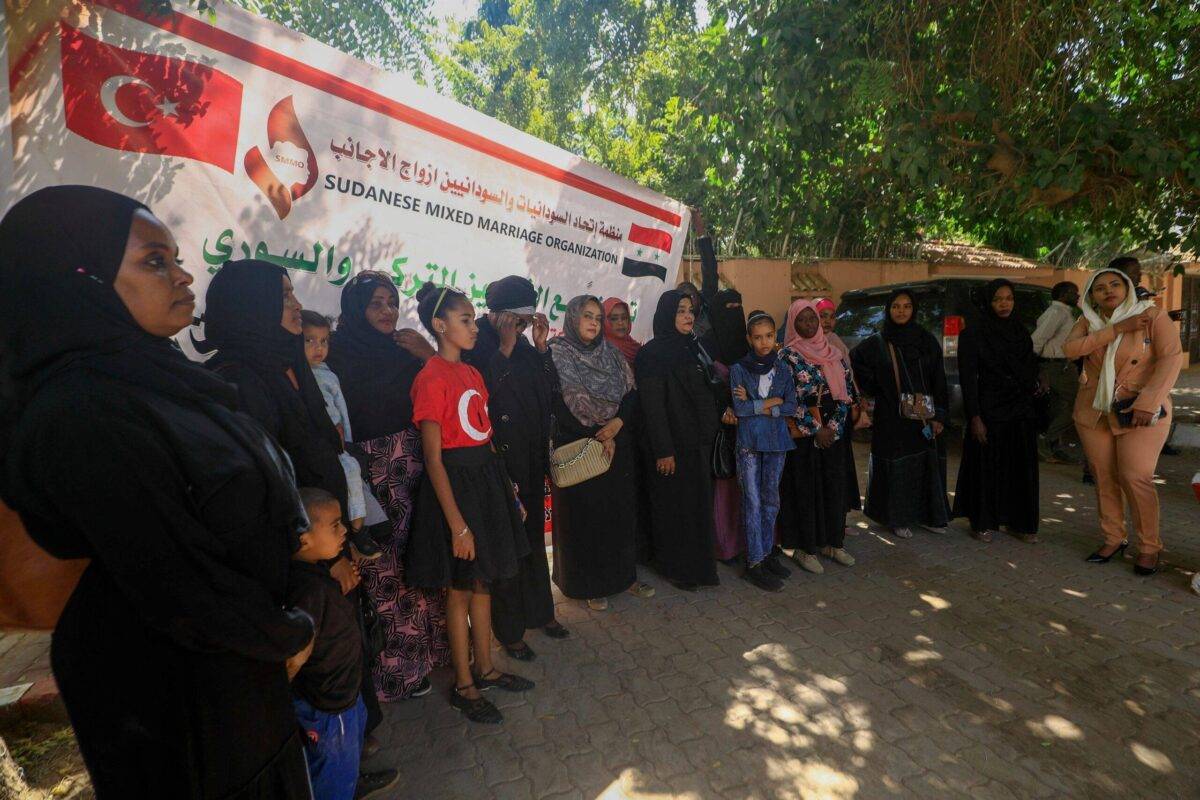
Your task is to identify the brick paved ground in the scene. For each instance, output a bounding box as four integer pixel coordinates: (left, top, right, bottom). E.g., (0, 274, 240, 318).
(4, 375, 1198, 798)
(367, 436, 1200, 800)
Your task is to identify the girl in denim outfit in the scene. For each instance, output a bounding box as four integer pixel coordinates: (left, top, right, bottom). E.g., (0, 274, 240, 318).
(730, 311, 798, 592)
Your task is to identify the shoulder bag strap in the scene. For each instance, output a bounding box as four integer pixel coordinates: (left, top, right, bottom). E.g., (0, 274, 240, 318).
(886, 341, 904, 397)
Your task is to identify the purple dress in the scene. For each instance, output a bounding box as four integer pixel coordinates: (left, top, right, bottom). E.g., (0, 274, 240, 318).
(357, 428, 450, 699)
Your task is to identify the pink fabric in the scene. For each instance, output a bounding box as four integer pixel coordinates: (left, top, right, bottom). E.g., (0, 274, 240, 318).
(783, 298, 851, 402)
(815, 297, 836, 314)
(602, 297, 642, 365)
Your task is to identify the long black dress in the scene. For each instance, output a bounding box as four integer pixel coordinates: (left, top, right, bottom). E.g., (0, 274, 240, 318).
(635, 291, 721, 587)
(462, 316, 556, 644)
(0, 185, 312, 799)
(850, 316, 950, 529)
(550, 390, 640, 599)
(952, 282, 1041, 534)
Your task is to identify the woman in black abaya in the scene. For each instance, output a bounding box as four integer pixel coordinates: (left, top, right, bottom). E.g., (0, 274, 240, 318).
(549, 296, 652, 609)
(850, 289, 950, 538)
(952, 279, 1042, 543)
(199, 258, 349, 515)
(0, 187, 313, 798)
(635, 290, 720, 589)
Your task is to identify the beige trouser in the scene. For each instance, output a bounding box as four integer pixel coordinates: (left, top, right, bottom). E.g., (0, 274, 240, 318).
(1077, 414, 1171, 555)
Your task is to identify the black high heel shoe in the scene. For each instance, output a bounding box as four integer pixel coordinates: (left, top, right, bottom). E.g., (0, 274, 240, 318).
(1085, 540, 1128, 564)
(1133, 556, 1160, 576)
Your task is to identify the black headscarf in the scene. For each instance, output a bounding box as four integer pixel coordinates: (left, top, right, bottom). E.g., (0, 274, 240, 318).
(0, 185, 308, 553)
(198, 258, 343, 456)
(325, 271, 421, 441)
(709, 288, 749, 365)
(634, 290, 703, 379)
(881, 288, 932, 355)
(973, 278, 1035, 383)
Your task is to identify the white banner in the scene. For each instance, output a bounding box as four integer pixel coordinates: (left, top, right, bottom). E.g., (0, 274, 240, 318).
(2, 0, 688, 352)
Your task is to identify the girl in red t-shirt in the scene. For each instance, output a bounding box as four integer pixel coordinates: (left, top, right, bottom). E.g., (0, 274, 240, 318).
(404, 283, 533, 724)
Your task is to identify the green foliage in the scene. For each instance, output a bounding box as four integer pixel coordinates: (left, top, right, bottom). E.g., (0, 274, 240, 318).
(444, 0, 1200, 260)
(171, 0, 436, 77)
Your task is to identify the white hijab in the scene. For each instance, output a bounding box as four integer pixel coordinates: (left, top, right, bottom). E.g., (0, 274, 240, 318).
(1079, 269, 1153, 412)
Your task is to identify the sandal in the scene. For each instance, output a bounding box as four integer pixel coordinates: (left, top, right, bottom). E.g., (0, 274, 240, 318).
(450, 684, 503, 724)
(627, 581, 656, 599)
(475, 668, 535, 692)
(503, 642, 536, 662)
(587, 597, 609, 611)
(971, 530, 993, 543)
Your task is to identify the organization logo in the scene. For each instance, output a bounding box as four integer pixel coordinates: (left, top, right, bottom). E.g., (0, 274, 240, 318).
(243, 96, 318, 219)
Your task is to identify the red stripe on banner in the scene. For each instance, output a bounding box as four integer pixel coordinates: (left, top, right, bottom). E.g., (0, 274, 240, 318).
(91, 0, 683, 228)
(628, 222, 674, 253)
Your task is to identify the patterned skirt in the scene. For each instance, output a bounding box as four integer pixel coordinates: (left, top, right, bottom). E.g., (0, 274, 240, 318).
(356, 428, 450, 701)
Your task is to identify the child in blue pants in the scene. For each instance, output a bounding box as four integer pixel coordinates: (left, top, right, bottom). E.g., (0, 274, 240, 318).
(730, 311, 798, 592)
(287, 488, 398, 799)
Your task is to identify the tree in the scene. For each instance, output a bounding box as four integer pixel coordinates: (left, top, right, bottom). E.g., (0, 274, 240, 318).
(172, 0, 436, 77)
(445, 0, 1200, 259)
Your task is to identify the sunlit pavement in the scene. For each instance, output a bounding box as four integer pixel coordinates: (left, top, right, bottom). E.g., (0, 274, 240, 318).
(371, 436, 1200, 800)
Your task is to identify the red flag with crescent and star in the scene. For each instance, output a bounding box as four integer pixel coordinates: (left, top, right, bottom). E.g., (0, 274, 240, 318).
(58, 23, 243, 172)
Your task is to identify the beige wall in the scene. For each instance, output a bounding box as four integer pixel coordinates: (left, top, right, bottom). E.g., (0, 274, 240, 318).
(679, 257, 795, 328)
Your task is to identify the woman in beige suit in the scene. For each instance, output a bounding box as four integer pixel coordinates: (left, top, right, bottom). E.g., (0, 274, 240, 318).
(1064, 268, 1183, 575)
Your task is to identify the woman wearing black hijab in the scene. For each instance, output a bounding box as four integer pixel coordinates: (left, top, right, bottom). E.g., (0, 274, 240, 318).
(0, 187, 313, 798)
(326, 271, 450, 700)
(635, 290, 721, 589)
(953, 279, 1042, 543)
(200, 258, 348, 515)
(850, 289, 950, 538)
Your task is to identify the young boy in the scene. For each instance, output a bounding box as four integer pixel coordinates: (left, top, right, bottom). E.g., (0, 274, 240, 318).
(730, 311, 798, 592)
(287, 488, 398, 800)
(302, 310, 387, 561)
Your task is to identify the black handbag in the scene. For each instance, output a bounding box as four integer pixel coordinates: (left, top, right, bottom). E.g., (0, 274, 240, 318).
(711, 423, 737, 479)
(359, 590, 386, 659)
(1112, 395, 1165, 428)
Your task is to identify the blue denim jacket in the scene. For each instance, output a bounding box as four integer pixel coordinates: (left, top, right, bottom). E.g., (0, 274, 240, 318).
(730, 362, 798, 453)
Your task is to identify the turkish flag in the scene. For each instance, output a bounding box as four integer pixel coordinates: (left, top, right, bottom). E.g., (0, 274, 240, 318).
(59, 24, 243, 172)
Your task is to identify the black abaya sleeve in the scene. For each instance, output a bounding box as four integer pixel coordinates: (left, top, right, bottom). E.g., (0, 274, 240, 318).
(19, 401, 314, 663)
(926, 333, 950, 423)
(637, 375, 674, 460)
(850, 336, 882, 399)
(616, 388, 639, 427)
(958, 328, 982, 421)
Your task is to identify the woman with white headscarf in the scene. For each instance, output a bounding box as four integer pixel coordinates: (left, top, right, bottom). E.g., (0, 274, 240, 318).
(1064, 268, 1182, 575)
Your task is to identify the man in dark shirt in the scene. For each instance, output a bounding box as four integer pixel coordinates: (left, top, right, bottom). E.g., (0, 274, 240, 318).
(462, 276, 569, 661)
(287, 488, 397, 800)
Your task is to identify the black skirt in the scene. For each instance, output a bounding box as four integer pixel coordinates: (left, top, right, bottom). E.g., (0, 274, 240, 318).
(952, 418, 1040, 534)
(551, 429, 638, 599)
(864, 441, 949, 529)
(405, 445, 529, 589)
(779, 436, 847, 553)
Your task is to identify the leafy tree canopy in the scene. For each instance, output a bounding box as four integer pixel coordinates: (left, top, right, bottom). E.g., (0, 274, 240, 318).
(444, 0, 1200, 261)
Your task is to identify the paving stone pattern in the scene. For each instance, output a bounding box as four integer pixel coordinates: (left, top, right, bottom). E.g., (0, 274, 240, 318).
(366, 441, 1200, 800)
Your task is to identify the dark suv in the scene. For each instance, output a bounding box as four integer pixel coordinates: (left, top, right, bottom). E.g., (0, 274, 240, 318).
(836, 278, 1053, 424)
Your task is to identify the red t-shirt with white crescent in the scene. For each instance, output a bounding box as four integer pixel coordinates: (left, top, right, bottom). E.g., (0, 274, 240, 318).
(411, 356, 493, 449)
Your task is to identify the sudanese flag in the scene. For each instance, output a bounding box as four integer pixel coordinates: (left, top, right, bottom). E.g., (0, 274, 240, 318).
(59, 24, 243, 173)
